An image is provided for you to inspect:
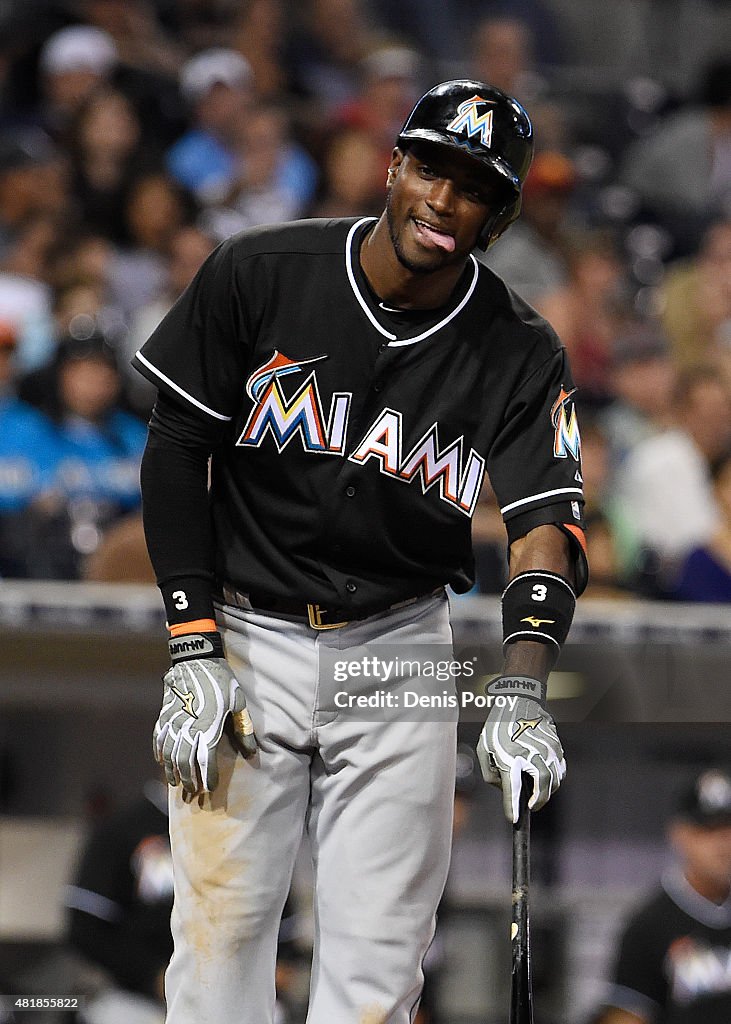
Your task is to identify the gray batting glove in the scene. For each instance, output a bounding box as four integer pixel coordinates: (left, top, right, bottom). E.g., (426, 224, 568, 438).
(476, 675, 566, 823)
(153, 631, 257, 796)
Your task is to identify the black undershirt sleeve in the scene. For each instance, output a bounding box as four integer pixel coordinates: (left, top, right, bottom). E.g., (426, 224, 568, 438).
(140, 393, 228, 626)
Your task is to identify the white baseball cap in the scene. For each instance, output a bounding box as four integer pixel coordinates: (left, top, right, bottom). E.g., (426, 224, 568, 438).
(180, 49, 252, 104)
(40, 25, 118, 77)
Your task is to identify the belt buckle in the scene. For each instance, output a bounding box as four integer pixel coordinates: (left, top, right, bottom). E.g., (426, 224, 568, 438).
(307, 603, 349, 630)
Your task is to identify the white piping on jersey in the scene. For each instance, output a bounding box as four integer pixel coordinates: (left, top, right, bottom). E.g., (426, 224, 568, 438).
(503, 629, 559, 647)
(500, 487, 584, 515)
(662, 867, 731, 928)
(345, 217, 480, 346)
(345, 219, 397, 340)
(134, 351, 232, 422)
(64, 884, 122, 922)
(602, 984, 661, 1016)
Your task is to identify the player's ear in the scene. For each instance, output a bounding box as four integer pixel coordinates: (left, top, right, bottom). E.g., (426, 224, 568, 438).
(386, 149, 404, 188)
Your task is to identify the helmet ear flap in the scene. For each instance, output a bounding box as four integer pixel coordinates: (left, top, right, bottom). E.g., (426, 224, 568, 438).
(478, 195, 521, 250)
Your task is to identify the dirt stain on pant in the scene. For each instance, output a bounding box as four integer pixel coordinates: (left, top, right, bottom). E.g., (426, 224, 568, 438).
(358, 1004, 388, 1024)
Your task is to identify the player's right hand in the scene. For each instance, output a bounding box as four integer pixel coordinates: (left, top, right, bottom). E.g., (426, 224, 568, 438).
(154, 631, 257, 795)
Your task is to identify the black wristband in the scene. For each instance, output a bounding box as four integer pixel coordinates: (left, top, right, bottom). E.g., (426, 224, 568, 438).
(169, 631, 224, 664)
(501, 570, 576, 650)
(485, 675, 547, 706)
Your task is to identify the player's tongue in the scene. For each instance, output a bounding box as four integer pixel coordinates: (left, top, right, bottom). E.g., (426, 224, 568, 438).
(415, 220, 455, 253)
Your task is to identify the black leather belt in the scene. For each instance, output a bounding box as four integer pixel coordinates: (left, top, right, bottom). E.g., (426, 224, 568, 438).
(220, 584, 443, 630)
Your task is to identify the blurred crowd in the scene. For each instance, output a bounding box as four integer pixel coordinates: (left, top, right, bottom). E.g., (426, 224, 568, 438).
(0, 0, 729, 602)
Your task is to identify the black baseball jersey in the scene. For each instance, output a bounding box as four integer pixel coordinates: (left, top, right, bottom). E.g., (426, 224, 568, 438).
(133, 217, 585, 615)
(604, 871, 731, 1023)
(65, 783, 174, 999)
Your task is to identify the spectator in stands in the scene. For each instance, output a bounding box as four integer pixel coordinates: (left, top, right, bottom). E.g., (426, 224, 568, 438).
(161, 0, 238, 53)
(166, 47, 255, 203)
(230, 0, 291, 101)
(21, 328, 147, 579)
(620, 57, 731, 255)
(80, 0, 185, 80)
(78, 0, 187, 145)
(660, 218, 731, 379)
(0, 208, 63, 374)
(51, 276, 110, 343)
(470, 14, 545, 108)
(37, 24, 118, 129)
(307, 127, 384, 219)
(128, 225, 214, 347)
(598, 323, 677, 470)
(0, 132, 61, 261)
(615, 365, 731, 595)
(66, 86, 153, 245)
(595, 768, 731, 1023)
(672, 447, 731, 603)
(16, 228, 132, 405)
(125, 224, 215, 415)
(535, 229, 627, 407)
(82, 510, 155, 583)
(287, 0, 375, 115)
(110, 171, 198, 318)
(331, 43, 424, 182)
(479, 150, 577, 305)
(0, 320, 61, 577)
(200, 101, 318, 241)
(581, 510, 631, 600)
(578, 419, 636, 596)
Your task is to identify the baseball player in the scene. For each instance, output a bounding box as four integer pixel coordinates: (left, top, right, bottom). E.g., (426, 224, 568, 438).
(596, 769, 731, 1024)
(133, 80, 587, 1023)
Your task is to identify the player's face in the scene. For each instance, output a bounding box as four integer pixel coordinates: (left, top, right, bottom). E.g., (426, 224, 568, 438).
(385, 143, 504, 273)
(671, 821, 731, 895)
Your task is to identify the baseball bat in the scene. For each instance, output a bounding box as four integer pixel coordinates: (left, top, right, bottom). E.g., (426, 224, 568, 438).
(510, 780, 533, 1024)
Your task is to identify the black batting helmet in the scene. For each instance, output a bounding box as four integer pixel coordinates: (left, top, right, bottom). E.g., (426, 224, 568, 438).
(397, 79, 534, 250)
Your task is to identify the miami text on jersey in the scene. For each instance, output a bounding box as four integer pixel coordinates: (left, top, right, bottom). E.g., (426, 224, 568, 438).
(238, 352, 485, 517)
(668, 936, 731, 1003)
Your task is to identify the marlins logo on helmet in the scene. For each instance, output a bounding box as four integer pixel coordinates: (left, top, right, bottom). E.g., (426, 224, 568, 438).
(446, 95, 495, 148)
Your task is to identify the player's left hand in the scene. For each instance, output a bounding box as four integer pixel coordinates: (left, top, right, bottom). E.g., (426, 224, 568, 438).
(476, 677, 566, 823)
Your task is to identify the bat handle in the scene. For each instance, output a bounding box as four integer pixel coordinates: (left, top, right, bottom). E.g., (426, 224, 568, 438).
(513, 781, 531, 887)
(511, 775, 533, 1024)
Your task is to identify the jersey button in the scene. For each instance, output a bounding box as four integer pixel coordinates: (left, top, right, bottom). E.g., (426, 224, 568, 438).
(378, 343, 388, 353)
(345, 485, 356, 497)
(373, 381, 383, 393)
(345, 581, 357, 593)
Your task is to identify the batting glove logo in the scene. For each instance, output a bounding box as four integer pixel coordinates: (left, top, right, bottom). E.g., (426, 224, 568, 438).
(510, 717, 541, 742)
(169, 683, 198, 719)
